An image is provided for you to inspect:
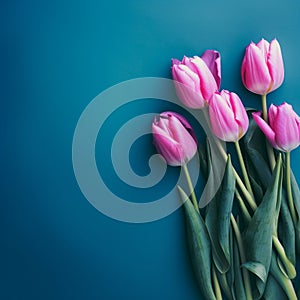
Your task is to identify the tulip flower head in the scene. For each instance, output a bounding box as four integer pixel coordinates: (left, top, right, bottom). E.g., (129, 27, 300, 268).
(252, 102, 300, 152)
(172, 50, 221, 109)
(152, 112, 197, 166)
(209, 90, 249, 142)
(241, 38, 284, 95)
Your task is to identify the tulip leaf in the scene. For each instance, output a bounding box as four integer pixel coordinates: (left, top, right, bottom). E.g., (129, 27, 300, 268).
(278, 193, 296, 265)
(205, 156, 235, 274)
(290, 169, 300, 255)
(242, 261, 267, 282)
(198, 142, 209, 180)
(232, 233, 246, 300)
(262, 274, 288, 300)
(248, 172, 264, 203)
(216, 268, 233, 300)
(242, 155, 282, 299)
(226, 225, 235, 300)
(241, 110, 272, 197)
(269, 252, 297, 299)
(177, 186, 216, 300)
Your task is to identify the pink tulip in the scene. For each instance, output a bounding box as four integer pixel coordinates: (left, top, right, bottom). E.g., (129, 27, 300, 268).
(252, 103, 300, 152)
(209, 90, 249, 142)
(172, 50, 221, 108)
(241, 38, 284, 95)
(152, 112, 197, 166)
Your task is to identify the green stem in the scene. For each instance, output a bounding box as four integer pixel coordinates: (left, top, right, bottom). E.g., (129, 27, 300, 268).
(202, 108, 257, 211)
(261, 94, 276, 170)
(282, 280, 297, 300)
(235, 190, 251, 223)
(212, 264, 222, 300)
(261, 94, 268, 122)
(286, 152, 297, 225)
(230, 214, 253, 300)
(272, 235, 296, 279)
(210, 131, 257, 211)
(235, 141, 254, 199)
(182, 164, 199, 213)
(272, 260, 298, 300)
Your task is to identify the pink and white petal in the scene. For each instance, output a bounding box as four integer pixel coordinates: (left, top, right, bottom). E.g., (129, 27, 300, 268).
(152, 121, 172, 140)
(209, 93, 239, 142)
(256, 39, 270, 62)
(252, 112, 277, 147)
(190, 57, 218, 101)
(268, 104, 278, 129)
(171, 58, 181, 66)
(201, 50, 221, 90)
(161, 112, 197, 143)
(273, 104, 299, 151)
(242, 43, 272, 94)
(267, 39, 284, 92)
(168, 116, 197, 153)
(153, 134, 185, 166)
(230, 92, 249, 134)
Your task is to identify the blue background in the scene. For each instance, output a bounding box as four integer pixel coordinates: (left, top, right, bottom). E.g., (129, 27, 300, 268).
(1, 0, 300, 299)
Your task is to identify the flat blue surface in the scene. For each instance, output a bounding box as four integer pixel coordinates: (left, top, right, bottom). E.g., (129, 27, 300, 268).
(1, 0, 300, 299)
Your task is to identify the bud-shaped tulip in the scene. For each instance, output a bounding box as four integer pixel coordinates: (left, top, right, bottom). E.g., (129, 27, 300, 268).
(241, 38, 284, 95)
(209, 90, 249, 142)
(172, 50, 221, 108)
(152, 112, 197, 166)
(252, 103, 300, 152)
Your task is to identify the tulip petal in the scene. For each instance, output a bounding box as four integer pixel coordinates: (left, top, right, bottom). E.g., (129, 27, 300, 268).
(241, 43, 272, 95)
(268, 104, 278, 129)
(229, 92, 249, 138)
(256, 39, 270, 61)
(252, 112, 277, 147)
(171, 58, 181, 66)
(172, 64, 205, 108)
(152, 121, 173, 141)
(201, 50, 221, 90)
(272, 103, 300, 152)
(168, 115, 197, 159)
(155, 117, 173, 138)
(209, 93, 239, 142)
(267, 39, 284, 92)
(152, 123, 185, 166)
(190, 57, 218, 102)
(160, 112, 197, 142)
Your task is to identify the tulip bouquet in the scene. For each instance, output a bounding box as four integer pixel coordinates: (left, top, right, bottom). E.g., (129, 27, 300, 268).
(152, 39, 300, 299)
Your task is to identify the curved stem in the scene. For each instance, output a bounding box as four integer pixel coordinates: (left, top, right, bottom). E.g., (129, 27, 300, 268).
(212, 264, 222, 300)
(261, 94, 276, 170)
(182, 164, 199, 213)
(271, 255, 298, 300)
(272, 235, 296, 279)
(230, 214, 253, 300)
(216, 140, 257, 211)
(286, 152, 297, 225)
(235, 141, 254, 199)
(235, 190, 251, 223)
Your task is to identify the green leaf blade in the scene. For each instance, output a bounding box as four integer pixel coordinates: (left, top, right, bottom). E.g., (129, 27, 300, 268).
(205, 156, 236, 274)
(243, 155, 283, 299)
(178, 186, 216, 300)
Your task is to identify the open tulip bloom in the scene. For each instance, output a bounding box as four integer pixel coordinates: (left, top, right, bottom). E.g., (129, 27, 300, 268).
(241, 38, 285, 125)
(209, 90, 249, 143)
(172, 50, 221, 108)
(252, 102, 300, 153)
(150, 40, 300, 300)
(152, 112, 197, 167)
(241, 38, 284, 96)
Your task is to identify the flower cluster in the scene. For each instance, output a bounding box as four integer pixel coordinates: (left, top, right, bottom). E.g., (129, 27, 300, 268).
(152, 39, 300, 300)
